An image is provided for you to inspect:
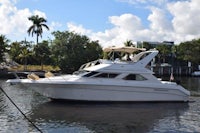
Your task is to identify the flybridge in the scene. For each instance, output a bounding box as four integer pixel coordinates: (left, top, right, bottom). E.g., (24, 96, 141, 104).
(103, 46, 158, 66)
(80, 48, 159, 73)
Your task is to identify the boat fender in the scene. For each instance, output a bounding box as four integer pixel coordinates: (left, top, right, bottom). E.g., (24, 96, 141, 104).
(45, 71, 54, 78)
(27, 73, 40, 80)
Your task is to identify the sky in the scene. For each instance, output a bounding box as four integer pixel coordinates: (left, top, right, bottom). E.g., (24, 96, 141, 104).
(1, 0, 200, 47)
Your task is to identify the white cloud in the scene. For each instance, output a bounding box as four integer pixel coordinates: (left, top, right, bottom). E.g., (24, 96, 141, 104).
(33, 10, 47, 19)
(10, 8, 32, 34)
(168, 0, 200, 35)
(0, 0, 17, 34)
(68, 0, 200, 47)
(148, 7, 172, 32)
(67, 14, 145, 47)
(67, 12, 173, 48)
(0, 0, 47, 41)
(50, 21, 62, 32)
(109, 14, 143, 31)
(67, 22, 92, 35)
(96, 14, 143, 47)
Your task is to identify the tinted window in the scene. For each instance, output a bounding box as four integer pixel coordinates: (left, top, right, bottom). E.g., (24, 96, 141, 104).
(83, 71, 99, 77)
(123, 74, 147, 81)
(94, 73, 118, 78)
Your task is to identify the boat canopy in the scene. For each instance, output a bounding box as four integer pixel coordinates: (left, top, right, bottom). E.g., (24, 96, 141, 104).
(103, 46, 146, 54)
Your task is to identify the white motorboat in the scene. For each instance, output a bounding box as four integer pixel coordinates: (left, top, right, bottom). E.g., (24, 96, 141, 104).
(6, 47, 190, 102)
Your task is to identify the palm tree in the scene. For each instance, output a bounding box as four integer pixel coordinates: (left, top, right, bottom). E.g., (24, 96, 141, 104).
(27, 15, 49, 45)
(124, 40, 134, 47)
(18, 47, 32, 71)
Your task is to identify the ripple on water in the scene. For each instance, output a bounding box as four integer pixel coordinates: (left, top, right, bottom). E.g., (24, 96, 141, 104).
(149, 97, 200, 133)
(0, 79, 200, 133)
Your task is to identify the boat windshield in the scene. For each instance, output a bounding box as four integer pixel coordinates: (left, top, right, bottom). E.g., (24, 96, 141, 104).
(81, 71, 119, 78)
(83, 71, 99, 77)
(73, 70, 88, 75)
(79, 60, 101, 70)
(131, 52, 151, 62)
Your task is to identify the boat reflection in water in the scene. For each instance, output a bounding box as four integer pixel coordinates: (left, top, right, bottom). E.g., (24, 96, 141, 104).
(29, 101, 189, 133)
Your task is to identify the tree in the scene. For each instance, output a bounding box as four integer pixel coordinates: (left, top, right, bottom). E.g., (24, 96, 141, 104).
(82, 40, 103, 62)
(27, 15, 49, 45)
(9, 42, 22, 63)
(33, 40, 52, 70)
(18, 47, 32, 71)
(156, 44, 171, 63)
(177, 39, 200, 65)
(51, 31, 102, 73)
(124, 40, 134, 47)
(9, 40, 34, 65)
(142, 41, 153, 50)
(0, 35, 9, 62)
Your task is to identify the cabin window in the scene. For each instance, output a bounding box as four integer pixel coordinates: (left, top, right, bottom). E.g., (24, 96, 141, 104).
(83, 71, 99, 77)
(123, 74, 147, 81)
(94, 73, 118, 78)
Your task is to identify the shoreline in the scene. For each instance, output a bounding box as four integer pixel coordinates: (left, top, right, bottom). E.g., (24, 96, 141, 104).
(0, 69, 61, 79)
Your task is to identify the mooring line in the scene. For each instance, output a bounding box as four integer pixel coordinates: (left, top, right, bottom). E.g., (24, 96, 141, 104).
(0, 86, 43, 133)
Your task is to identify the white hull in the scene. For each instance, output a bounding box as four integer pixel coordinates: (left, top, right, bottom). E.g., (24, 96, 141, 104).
(24, 81, 189, 102)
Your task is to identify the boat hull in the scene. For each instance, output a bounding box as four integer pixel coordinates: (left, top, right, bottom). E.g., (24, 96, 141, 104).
(24, 82, 189, 102)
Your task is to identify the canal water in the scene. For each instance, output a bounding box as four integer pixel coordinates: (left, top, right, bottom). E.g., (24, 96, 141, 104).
(0, 77, 200, 133)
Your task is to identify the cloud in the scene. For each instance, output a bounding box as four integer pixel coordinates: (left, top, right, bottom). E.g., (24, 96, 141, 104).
(148, 7, 173, 32)
(68, 12, 173, 48)
(68, 0, 200, 47)
(0, 0, 48, 41)
(50, 21, 62, 32)
(67, 22, 92, 35)
(0, 0, 18, 34)
(109, 14, 143, 31)
(33, 10, 47, 19)
(67, 14, 145, 47)
(168, 0, 200, 35)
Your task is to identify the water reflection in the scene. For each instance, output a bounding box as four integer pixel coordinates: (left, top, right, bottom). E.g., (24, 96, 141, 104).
(160, 76, 200, 92)
(179, 77, 200, 92)
(0, 81, 49, 133)
(1, 78, 200, 133)
(29, 101, 189, 133)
